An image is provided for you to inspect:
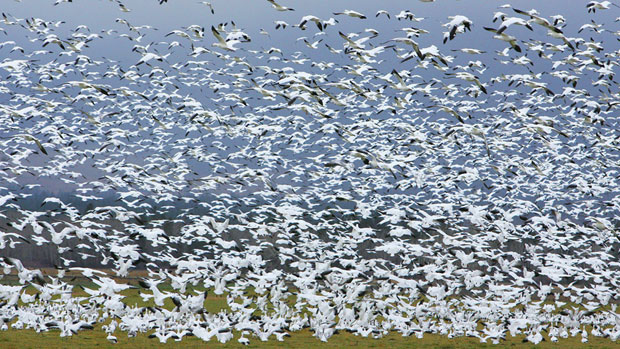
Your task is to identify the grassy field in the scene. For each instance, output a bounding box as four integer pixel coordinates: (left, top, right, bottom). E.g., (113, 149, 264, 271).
(1, 271, 619, 348)
(0, 327, 618, 348)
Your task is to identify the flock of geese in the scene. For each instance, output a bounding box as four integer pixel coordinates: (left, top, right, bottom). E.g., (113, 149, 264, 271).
(0, 0, 619, 345)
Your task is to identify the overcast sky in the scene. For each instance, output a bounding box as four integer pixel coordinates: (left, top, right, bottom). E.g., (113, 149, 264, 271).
(4, 0, 611, 54)
(4, 0, 616, 82)
(2, 0, 618, 196)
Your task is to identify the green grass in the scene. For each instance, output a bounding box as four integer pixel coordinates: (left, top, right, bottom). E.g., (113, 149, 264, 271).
(1, 274, 619, 348)
(0, 327, 618, 348)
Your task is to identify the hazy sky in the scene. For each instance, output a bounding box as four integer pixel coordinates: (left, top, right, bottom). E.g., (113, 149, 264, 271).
(4, 0, 615, 84)
(2, 0, 618, 197)
(4, 0, 611, 57)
